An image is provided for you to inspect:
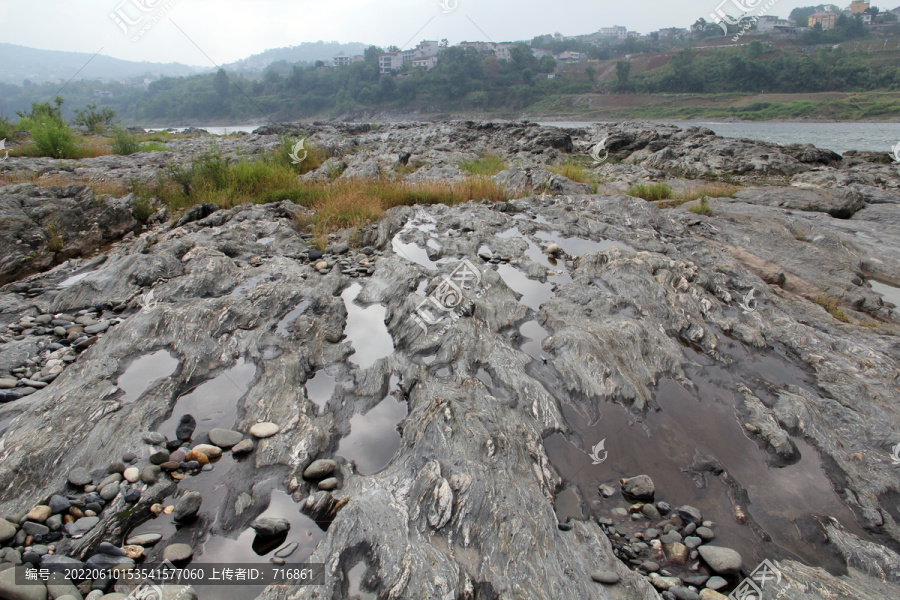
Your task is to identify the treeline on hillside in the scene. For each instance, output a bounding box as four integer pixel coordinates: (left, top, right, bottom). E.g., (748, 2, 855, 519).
(617, 39, 900, 93)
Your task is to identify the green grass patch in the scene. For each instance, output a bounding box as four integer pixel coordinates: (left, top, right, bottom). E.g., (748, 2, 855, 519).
(549, 159, 594, 184)
(627, 182, 673, 201)
(459, 152, 508, 176)
(688, 197, 713, 216)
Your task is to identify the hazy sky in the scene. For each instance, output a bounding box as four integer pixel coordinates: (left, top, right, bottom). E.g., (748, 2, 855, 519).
(0, 1, 862, 66)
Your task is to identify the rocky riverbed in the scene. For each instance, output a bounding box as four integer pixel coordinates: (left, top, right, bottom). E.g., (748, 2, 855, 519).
(0, 120, 899, 599)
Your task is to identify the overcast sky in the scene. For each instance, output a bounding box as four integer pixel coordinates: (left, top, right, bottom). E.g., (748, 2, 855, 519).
(0, 1, 867, 66)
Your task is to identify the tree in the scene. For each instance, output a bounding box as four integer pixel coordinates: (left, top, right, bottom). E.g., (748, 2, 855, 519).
(213, 69, 230, 99)
(72, 104, 117, 134)
(748, 40, 764, 58)
(615, 60, 631, 91)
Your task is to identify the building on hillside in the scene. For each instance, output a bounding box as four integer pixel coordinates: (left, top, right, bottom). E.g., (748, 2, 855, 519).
(531, 48, 554, 59)
(627, 31, 641, 37)
(808, 12, 837, 29)
(756, 15, 797, 33)
(657, 27, 688, 38)
(333, 53, 352, 67)
(555, 51, 581, 62)
(378, 52, 404, 74)
(850, 1, 870, 14)
(861, 13, 873, 23)
(410, 56, 436, 70)
(458, 41, 514, 61)
(597, 26, 628, 39)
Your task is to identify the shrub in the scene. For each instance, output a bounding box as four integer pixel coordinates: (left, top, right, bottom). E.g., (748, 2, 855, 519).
(459, 152, 508, 176)
(0, 117, 13, 141)
(627, 182, 673, 201)
(110, 128, 141, 155)
(549, 160, 593, 184)
(140, 142, 168, 152)
(43, 220, 65, 253)
(273, 135, 325, 174)
(814, 294, 849, 322)
(132, 197, 155, 223)
(29, 118, 77, 159)
(688, 197, 713, 216)
(73, 104, 117, 134)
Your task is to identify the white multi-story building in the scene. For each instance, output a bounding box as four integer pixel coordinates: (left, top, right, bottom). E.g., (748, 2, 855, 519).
(333, 53, 352, 67)
(756, 15, 796, 33)
(378, 52, 404, 74)
(598, 26, 628, 39)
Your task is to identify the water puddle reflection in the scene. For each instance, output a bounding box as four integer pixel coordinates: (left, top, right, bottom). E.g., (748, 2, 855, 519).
(305, 368, 337, 413)
(276, 300, 310, 337)
(156, 358, 256, 440)
(337, 375, 407, 475)
(869, 279, 900, 308)
(117, 349, 179, 405)
(341, 284, 394, 369)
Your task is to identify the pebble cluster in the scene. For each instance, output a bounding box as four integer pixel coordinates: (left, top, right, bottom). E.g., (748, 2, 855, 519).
(585, 474, 743, 600)
(0, 307, 120, 403)
(293, 238, 382, 277)
(0, 416, 314, 599)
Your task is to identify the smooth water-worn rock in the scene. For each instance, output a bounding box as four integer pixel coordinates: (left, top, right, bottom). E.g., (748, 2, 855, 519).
(0, 121, 899, 600)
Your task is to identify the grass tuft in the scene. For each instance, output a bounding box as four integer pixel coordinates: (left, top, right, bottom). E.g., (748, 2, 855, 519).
(549, 159, 594, 184)
(459, 152, 508, 176)
(627, 182, 673, 201)
(814, 294, 849, 322)
(688, 197, 713, 216)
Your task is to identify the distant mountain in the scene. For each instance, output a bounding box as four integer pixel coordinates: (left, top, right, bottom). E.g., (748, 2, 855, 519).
(0, 43, 203, 86)
(221, 41, 370, 73)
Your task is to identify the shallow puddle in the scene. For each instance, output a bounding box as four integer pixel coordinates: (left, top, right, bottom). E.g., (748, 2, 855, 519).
(341, 284, 394, 370)
(117, 349, 180, 405)
(519, 320, 550, 361)
(305, 368, 337, 413)
(495, 264, 554, 311)
(231, 274, 273, 297)
(535, 231, 635, 255)
(156, 358, 256, 440)
(544, 338, 867, 575)
(276, 300, 311, 337)
(58, 270, 94, 288)
(347, 562, 377, 599)
(869, 279, 900, 308)
(554, 486, 584, 522)
(336, 375, 407, 476)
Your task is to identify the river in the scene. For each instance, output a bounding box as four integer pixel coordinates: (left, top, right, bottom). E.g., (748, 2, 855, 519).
(148, 121, 900, 156)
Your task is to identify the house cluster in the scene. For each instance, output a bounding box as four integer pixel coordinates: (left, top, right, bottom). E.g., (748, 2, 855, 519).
(697, 1, 898, 33)
(374, 40, 444, 74)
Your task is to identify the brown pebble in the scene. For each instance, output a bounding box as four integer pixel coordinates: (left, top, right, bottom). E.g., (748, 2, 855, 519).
(123, 545, 144, 559)
(150, 504, 164, 515)
(159, 461, 180, 471)
(231, 439, 255, 455)
(108, 462, 126, 474)
(163, 505, 174, 515)
(63, 515, 74, 524)
(69, 507, 84, 519)
(171, 472, 186, 481)
(185, 451, 209, 466)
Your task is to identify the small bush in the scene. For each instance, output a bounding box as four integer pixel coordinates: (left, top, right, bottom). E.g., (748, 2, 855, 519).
(43, 220, 65, 253)
(110, 128, 141, 155)
(688, 197, 713, 216)
(459, 152, 508, 176)
(132, 197, 155, 223)
(0, 117, 13, 140)
(140, 142, 168, 152)
(29, 118, 77, 159)
(627, 182, 673, 201)
(73, 104, 117, 134)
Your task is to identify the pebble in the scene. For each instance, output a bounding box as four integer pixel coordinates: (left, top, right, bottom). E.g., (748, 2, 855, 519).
(99, 483, 120, 501)
(176, 414, 197, 441)
(98, 541, 126, 556)
(173, 491, 202, 521)
(699, 590, 728, 600)
(191, 443, 223, 459)
(163, 543, 193, 562)
(274, 542, 298, 558)
(149, 450, 170, 465)
(184, 450, 209, 466)
(123, 467, 140, 483)
(83, 321, 110, 335)
(26, 505, 52, 523)
(0, 378, 17, 389)
(141, 465, 161, 484)
(684, 536, 702, 549)
(0, 566, 48, 600)
(705, 576, 727, 590)
(250, 422, 279, 438)
(546, 243, 559, 255)
(142, 432, 166, 445)
(670, 586, 701, 600)
(251, 517, 290, 538)
(303, 459, 337, 480)
(697, 546, 743, 575)
(159, 461, 181, 471)
(169, 449, 187, 463)
(591, 570, 620, 584)
(641, 503, 661, 521)
(318, 477, 339, 491)
(67, 467, 92, 487)
(208, 428, 243, 448)
(122, 452, 137, 463)
(0, 390, 23, 402)
(126, 532, 162, 546)
(231, 439, 255, 455)
(664, 542, 689, 566)
(598, 484, 616, 497)
(65, 516, 99, 537)
(315, 260, 329, 271)
(677, 505, 703, 525)
(620, 475, 655, 500)
(124, 489, 141, 503)
(123, 545, 145, 559)
(695, 526, 715, 541)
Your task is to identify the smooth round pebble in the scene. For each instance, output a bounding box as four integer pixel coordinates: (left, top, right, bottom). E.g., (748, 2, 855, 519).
(250, 422, 279, 438)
